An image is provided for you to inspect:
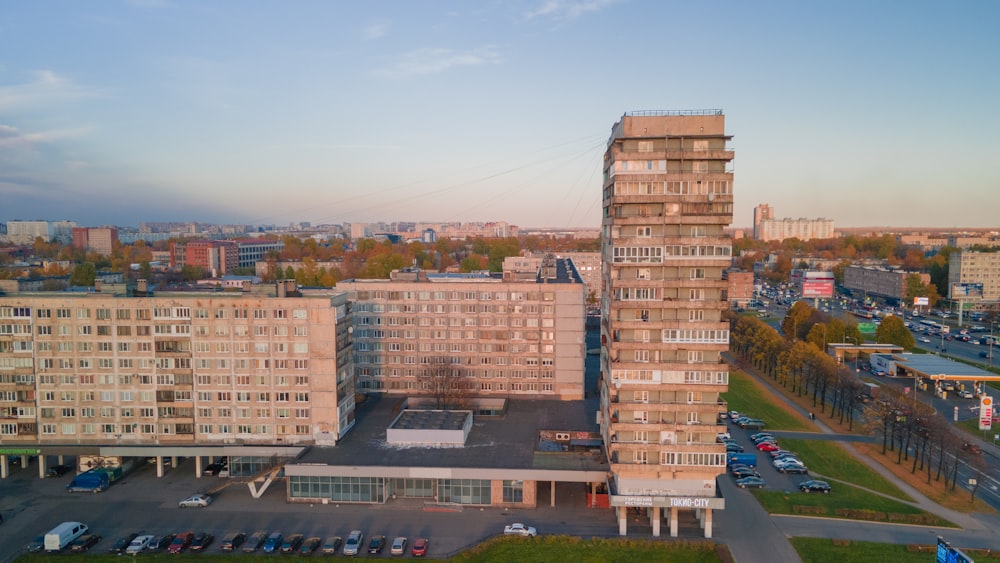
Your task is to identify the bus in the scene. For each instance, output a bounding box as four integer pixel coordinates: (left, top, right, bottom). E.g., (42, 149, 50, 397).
(918, 319, 949, 334)
(852, 305, 875, 319)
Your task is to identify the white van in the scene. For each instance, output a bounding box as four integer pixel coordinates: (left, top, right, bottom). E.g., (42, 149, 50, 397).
(44, 521, 89, 552)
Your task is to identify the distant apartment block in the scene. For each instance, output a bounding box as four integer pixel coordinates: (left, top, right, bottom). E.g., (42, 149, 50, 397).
(4, 221, 52, 244)
(752, 204, 773, 240)
(503, 252, 602, 302)
(601, 110, 733, 538)
(170, 240, 238, 275)
(947, 236, 996, 248)
(51, 221, 77, 245)
(72, 227, 120, 256)
(337, 257, 586, 401)
(756, 216, 834, 242)
(255, 259, 343, 279)
(0, 290, 354, 449)
(948, 250, 1000, 303)
(235, 239, 284, 269)
(843, 266, 929, 301)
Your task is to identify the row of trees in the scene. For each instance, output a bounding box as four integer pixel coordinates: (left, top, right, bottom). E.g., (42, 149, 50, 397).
(730, 306, 985, 496)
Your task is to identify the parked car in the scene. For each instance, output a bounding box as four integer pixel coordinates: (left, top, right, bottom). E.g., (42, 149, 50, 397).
(735, 476, 766, 489)
(739, 419, 766, 429)
(750, 432, 775, 442)
(26, 535, 46, 553)
(367, 535, 386, 554)
(390, 536, 408, 555)
(322, 536, 343, 554)
(202, 463, 226, 476)
(178, 493, 212, 508)
(69, 534, 102, 552)
(220, 532, 246, 551)
(776, 463, 809, 475)
(280, 534, 304, 553)
(716, 432, 731, 442)
(167, 532, 194, 554)
(300, 536, 322, 555)
(503, 523, 537, 537)
(411, 537, 429, 557)
(190, 532, 214, 552)
(242, 531, 268, 553)
(730, 466, 760, 479)
(108, 533, 138, 554)
(799, 480, 831, 493)
(343, 530, 364, 556)
(146, 533, 175, 552)
(46, 464, 73, 478)
(262, 532, 284, 554)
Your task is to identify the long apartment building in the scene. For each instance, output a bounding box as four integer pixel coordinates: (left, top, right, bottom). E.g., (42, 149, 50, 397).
(0, 288, 354, 457)
(600, 110, 733, 537)
(336, 256, 586, 400)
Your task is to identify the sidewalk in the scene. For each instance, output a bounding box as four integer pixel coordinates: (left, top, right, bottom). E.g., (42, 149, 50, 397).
(726, 353, 991, 532)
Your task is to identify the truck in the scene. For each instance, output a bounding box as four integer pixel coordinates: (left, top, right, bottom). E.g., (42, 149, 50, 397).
(44, 521, 89, 552)
(66, 469, 110, 493)
(861, 382, 880, 400)
(727, 453, 757, 467)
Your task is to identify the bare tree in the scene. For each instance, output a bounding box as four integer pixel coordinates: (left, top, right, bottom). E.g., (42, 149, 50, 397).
(423, 361, 473, 410)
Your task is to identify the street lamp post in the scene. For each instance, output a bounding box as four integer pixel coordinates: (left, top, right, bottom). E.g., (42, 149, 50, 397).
(845, 336, 860, 374)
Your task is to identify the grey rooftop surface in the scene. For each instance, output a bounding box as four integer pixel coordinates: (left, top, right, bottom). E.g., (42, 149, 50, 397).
(880, 352, 999, 379)
(298, 394, 607, 472)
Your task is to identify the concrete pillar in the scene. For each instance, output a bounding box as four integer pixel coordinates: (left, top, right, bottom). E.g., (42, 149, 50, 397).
(704, 508, 713, 538)
(38, 455, 47, 479)
(1, 455, 8, 479)
(550, 480, 556, 507)
(20, 455, 28, 468)
(651, 506, 661, 537)
(590, 482, 596, 508)
(195, 456, 202, 478)
(670, 507, 679, 537)
(58, 455, 65, 465)
(618, 506, 628, 536)
(170, 456, 178, 469)
(156, 456, 164, 478)
(696, 508, 703, 523)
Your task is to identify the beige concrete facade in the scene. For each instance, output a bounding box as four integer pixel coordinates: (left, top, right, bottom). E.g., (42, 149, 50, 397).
(844, 266, 929, 301)
(337, 259, 586, 400)
(757, 217, 835, 242)
(600, 110, 733, 537)
(949, 250, 1000, 303)
(0, 291, 354, 449)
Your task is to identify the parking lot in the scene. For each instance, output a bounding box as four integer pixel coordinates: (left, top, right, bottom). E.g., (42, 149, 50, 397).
(0, 456, 621, 561)
(724, 415, 823, 494)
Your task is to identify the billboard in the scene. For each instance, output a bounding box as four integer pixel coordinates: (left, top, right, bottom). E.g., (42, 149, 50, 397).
(951, 283, 984, 300)
(980, 395, 993, 431)
(914, 296, 929, 306)
(802, 280, 835, 298)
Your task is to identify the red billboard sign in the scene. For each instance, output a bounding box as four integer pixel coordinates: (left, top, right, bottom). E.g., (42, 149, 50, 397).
(802, 280, 834, 298)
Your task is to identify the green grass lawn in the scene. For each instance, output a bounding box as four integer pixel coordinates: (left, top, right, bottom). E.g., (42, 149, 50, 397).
(752, 483, 952, 527)
(790, 537, 1000, 563)
(723, 370, 811, 431)
(451, 536, 728, 563)
(15, 537, 730, 563)
(777, 438, 912, 500)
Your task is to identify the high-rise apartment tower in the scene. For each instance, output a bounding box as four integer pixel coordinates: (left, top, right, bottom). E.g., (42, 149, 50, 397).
(600, 110, 733, 537)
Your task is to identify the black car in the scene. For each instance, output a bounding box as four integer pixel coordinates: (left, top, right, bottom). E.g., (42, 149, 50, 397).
(26, 535, 46, 553)
(46, 464, 73, 478)
(202, 463, 225, 476)
(109, 533, 138, 554)
(191, 532, 214, 551)
(220, 532, 246, 551)
(242, 531, 268, 553)
(368, 535, 386, 554)
(280, 534, 304, 553)
(730, 466, 760, 479)
(799, 480, 832, 493)
(300, 536, 322, 555)
(146, 533, 175, 552)
(70, 534, 102, 552)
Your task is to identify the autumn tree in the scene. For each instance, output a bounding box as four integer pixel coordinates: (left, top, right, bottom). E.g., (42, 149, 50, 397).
(69, 262, 97, 286)
(876, 315, 915, 348)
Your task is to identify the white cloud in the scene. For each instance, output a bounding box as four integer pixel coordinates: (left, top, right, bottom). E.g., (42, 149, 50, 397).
(371, 46, 501, 79)
(524, 0, 620, 21)
(363, 23, 389, 40)
(0, 124, 88, 149)
(0, 70, 99, 111)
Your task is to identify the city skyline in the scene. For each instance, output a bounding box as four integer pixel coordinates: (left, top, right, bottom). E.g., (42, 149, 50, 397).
(2, 1, 999, 229)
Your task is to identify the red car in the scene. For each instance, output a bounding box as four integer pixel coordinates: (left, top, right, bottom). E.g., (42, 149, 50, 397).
(756, 441, 779, 452)
(411, 538, 428, 557)
(167, 532, 194, 554)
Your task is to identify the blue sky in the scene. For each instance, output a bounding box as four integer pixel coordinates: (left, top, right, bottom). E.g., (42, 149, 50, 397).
(2, 0, 998, 230)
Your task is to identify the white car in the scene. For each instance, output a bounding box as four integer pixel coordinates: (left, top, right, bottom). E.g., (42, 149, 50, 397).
(125, 535, 154, 555)
(957, 390, 974, 399)
(178, 493, 212, 508)
(503, 523, 537, 537)
(919, 337, 932, 343)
